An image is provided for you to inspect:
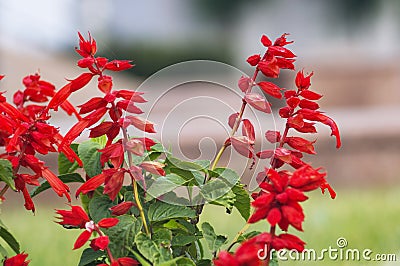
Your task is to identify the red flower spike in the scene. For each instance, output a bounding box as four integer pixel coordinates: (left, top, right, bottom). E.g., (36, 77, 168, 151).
(110, 201, 136, 216)
(4, 253, 30, 266)
(98, 75, 113, 94)
(75, 173, 107, 197)
(244, 93, 271, 113)
(228, 113, 239, 129)
(258, 58, 280, 78)
(59, 119, 91, 150)
(47, 83, 72, 111)
(90, 236, 109, 251)
(297, 109, 341, 148)
(258, 81, 283, 99)
(265, 130, 281, 143)
(300, 90, 322, 100)
(268, 46, 296, 58)
(230, 136, 254, 158)
(124, 116, 156, 133)
(78, 97, 107, 114)
(125, 139, 145, 156)
(256, 150, 274, 159)
(41, 168, 71, 201)
(287, 114, 304, 128)
(103, 169, 126, 200)
(238, 76, 252, 93)
(98, 218, 119, 228)
(242, 119, 255, 143)
(104, 60, 134, 71)
(273, 33, 293, 46)
(56, 205, 90, 228)
(295, 70, 313, 90)
(69, 73, 94, 92)
(113, 90, 147, 103)
(299, 99, 319, 110)
(140, 161, 166, 176)
(246, 54, 261, 66)
(74, 230, 92, 250)
(99, 141, 124, 167)
(76, 32, 97, 58)
(261, 34, 272, 47)
(285, 136, 316, 154)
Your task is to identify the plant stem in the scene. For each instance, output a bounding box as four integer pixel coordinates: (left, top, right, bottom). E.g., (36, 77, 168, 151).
(264, 226, 276, 265)
(111, 102, 150, 235)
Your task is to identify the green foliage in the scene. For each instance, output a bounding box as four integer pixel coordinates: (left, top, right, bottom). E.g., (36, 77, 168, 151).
(88, 195, 114, 223)
(0, 219, 19, 254)
(78, 140, 103, 177)
(58, 143, 80, 174)
(201, 222, 227, 255)
(0, 159, 15, 191)
(106, 215, 143, 258)
(78, 248, 105, 266)
(148, 201, 197, 222)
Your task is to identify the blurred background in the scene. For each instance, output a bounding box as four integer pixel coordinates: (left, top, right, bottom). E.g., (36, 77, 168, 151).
(0, 0, 399, 265)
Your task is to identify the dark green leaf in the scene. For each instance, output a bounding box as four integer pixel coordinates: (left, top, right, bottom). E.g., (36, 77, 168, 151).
(166, 157, 209, 172)
(88, 195, 113, 223)
(237, 231, 261, 243)
(199, 179, 235, 209)
(232, 183, 251, 220)
(58, 143, 80, 175)
(153, 228, 172, 246)
(147, 174, 188, 198)
(0, 222, 19, 254)
(30, 173, 84, 198)
(78, 141, 102, 177)
(171, 234, 199, 247)
(148, 201, 196, 222)
(209, 168, 240, 186)
(78, 248, 105, 266)
(134, 233, 161, 264)
(270, 250, 279, 266)
(158, 257, 196, 266)
(0, 159, 15, 190)
(201, 222, 227, 254)
(197, 259, 212, 266)
(106, 215, 143, 258)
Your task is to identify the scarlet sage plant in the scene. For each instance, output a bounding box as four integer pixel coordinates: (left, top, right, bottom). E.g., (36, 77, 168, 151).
(0, 32, 340, 266)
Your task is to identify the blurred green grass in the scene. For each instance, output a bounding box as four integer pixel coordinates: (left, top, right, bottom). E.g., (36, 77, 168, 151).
(1, 186, 399, 265)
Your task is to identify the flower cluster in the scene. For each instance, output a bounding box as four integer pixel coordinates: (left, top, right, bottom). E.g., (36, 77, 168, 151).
(56, 205, 138, 265)
(214, 34, 341, 265)
(0, 73, 82, 212)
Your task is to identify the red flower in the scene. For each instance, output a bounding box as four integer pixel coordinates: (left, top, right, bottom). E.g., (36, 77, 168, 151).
(56, 205, 118, 250)
(123, 116, 156, 133)
(99, 141, 124, 167)
(258, 81, 283, 99)
(247, 54, 261, 66)
(98, 257, 139, 266)
(76, 32, 97, 58)
(244, 93, 272, 113)
(109, 201, 136, 216)
(140, 161, 166, 176)
(4, 252, 30, 266)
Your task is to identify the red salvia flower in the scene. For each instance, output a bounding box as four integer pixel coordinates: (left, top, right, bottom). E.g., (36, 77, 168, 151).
(4, 252, 30, 266)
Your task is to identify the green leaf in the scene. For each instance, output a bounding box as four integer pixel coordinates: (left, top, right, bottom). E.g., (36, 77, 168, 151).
(201, 222, 227, 254)
(128, 248, 152, 266)
(91, 135, 107, 147)
(30, 173, 84, 198)
(166, 157, 209, 172)
(270, 250, 279, 266)
(209, 168, 240, 186)
(169, 168, 203, 186)
(147, 174, 188, 198)
(148, 201, 196, 222)
(199, 179, 235, 209)
(135, 233, 162, 264)
(171, 234, 199, 247)
(0, 221, 19, 254)
(237, 231, 261, 243)
(232, 183, 251, 221)
(78, 140, 103, 177)
(106, 215, 143, 258)
(88, 195, 113, 223)
(58, 143, 80, 175)
(0, 159, 15, 190)
(78, 248, 105, 266)
(158, 257, 196, 266)
(152, 228, 172, 246)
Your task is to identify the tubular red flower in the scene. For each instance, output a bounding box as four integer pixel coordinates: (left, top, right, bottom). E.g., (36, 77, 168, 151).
(258, 81, 283, 99)
(56, 205, 90, 228)
(41, 168, 71, 201)
(90, 236, 110, 251)
(140, 161, 166, 176)
(75, 173, 107, 197)
(109, 201, 136, 216)
(97, 218, 119, 228)
(4, 252, 30, 266)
